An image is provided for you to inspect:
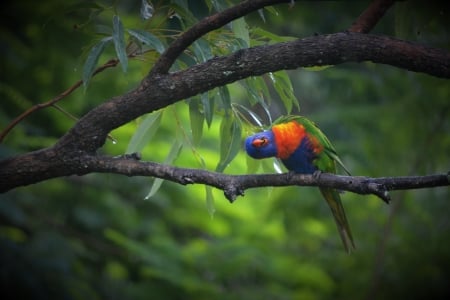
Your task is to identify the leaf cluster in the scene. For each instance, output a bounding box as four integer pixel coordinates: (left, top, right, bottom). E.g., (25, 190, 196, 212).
(1, 1, 450, 299)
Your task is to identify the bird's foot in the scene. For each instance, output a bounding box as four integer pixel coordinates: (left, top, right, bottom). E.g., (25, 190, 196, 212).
(313, 170, 322, 180)
(286, 170, 297, 181)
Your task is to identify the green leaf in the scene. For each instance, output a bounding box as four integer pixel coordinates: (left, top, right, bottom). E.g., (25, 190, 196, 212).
(231, 17, 249, 48)
(202, 92, 214, 128)
(112, 15, 128, 72)
(257, 9, 266, 23)
(232, 103, 264, 129)
(126, 111, 163, 153)
(145, 139, 183, 199)
(127, 29, 165, 54)
(245, 152, 260, 174)
(82, 37, 112, 89)
(269, 71, 299, 114)
(169, 2, 198, 28)
(192, 39, 212, 63)
(189, 98, 204, 145)
(205, 185, 215, 217)
(303, 65, 333, 71)
(218, 86, 231, 112)
(251, 27, 297, 44)
(241, 76, 270, 106)
(264, 6, 279, 16)
(211, 0, 227, 12)
(140, 0, 154, 20)
(215, 115, 242, 172)
(261, 158, 284, 174)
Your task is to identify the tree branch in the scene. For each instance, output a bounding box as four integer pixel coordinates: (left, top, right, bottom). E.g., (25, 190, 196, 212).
(0, 0, 389, 143)
(2, 151, 448, 203)
(348, 0, 395, 33)
(1, 32, 449, 193)
(25, 154, 450, 203)
(0, 58, 120, 143)
(150, 0, 293, 75)
(85, 155, 450, 203)
(57, 32, 450, 153)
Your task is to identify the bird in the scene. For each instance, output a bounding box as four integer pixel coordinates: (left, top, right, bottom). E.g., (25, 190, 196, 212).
(245, 115, 355, 253)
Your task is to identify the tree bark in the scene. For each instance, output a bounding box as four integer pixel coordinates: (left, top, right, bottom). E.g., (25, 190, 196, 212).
(1, 32, 450, 193)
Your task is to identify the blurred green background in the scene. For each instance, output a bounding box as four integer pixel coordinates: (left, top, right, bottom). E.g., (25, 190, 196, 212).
(1, 1, 449, 299)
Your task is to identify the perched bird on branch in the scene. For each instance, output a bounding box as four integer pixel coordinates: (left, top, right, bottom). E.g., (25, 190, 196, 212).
(245, 115, 355, 253)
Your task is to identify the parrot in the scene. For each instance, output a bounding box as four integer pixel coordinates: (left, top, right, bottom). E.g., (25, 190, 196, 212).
(245, 115, 355, 253)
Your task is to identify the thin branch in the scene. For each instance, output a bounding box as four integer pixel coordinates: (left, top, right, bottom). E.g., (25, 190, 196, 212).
(150, 0, 292, 75)
(85, 155, 450, 203)
(348, 0, 395, 33)
(0, 59, 119, 143)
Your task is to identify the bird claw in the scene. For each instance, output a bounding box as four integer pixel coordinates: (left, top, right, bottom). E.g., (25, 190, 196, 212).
(286, 170, 296, 180)
(313, 170, 322, 180)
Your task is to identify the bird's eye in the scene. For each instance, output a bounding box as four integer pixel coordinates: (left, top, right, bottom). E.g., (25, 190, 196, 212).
(252, 137, 268, 148)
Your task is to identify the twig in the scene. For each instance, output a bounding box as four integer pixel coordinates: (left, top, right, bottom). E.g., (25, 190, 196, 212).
(0, 59, 119, 143)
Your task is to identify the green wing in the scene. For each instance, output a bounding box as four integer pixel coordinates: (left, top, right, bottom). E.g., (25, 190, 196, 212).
(275, 115, 355, 252)
(275, 115, 350, 175)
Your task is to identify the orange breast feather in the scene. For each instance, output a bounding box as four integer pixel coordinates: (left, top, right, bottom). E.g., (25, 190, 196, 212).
(271, 121, 306, 159)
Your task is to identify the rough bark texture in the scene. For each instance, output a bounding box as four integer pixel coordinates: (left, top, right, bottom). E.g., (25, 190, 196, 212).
(1, 2, 450, 195)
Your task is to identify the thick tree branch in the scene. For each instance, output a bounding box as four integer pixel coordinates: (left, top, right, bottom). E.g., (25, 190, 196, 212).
(0, 0, 386, 143)
(150, 0, 293, 75)
(1, 32, 449, 193)
(57, 32, 450, 153)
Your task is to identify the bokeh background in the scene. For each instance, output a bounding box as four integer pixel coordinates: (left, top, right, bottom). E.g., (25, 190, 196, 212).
(1, 1, 449, 299)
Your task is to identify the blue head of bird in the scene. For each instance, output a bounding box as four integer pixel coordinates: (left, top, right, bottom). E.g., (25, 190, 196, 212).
(245, 131, 278, 159)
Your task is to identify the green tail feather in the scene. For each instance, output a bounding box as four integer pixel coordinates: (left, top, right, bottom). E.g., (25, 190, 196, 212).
(274, 115, 355, 252)
(319, 187, 355, 253)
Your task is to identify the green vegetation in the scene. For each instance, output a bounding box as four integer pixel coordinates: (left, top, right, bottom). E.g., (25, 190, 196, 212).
(1, 1, 449, 299)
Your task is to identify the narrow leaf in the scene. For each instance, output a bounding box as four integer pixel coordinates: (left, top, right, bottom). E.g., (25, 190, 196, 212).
(112, 15, 128, 72)
(145, 139, 183, 199)
(205, 186, 215, 217)
(303, 65, 333, 71)
(192, 39, 212, 63)
(169, 2, 198, 26)
(189, 98, 204, 145)
(126, 111, 163, 153)
(231, 17, 249, 48)
(218, 86, 231, 112)
(128, 29, 165, 54)
(246, 153, 261, 174)
(140, 0, 154, 20)
(232, 103, 263, 128)
(202, 92, 214, 128)
(270, 71, 299, 113)
(215, 116, 242, 172)
(211, 0, 227, 12)
(241, 76, 270, 106)
(273, 159, 284, 174)
(82, 37, 112, 88)
(252, 27, 297, 44)
(264, 6, 279, 16)
(257, 9, 266, 23)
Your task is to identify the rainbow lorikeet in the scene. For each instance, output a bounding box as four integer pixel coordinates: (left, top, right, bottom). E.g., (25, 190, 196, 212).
(245, 115, 355, 253)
